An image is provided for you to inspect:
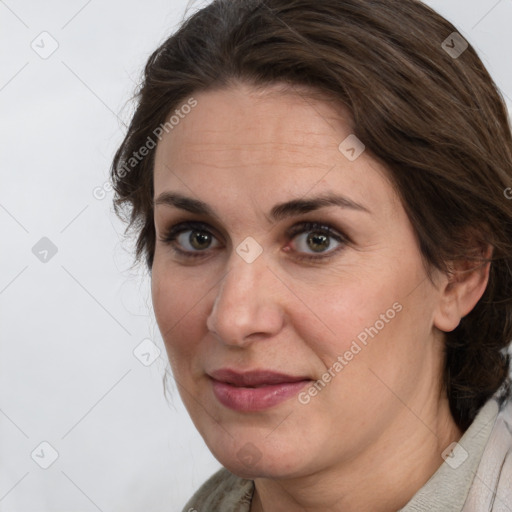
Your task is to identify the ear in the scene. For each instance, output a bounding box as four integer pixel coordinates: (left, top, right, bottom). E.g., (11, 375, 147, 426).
(433, 244, 493, 332)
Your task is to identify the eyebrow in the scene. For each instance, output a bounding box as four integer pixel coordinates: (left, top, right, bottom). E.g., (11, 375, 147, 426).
(154, 191, 370, 223)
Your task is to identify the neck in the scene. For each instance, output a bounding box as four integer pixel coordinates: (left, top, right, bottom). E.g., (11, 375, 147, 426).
(250, 395, 462, 512)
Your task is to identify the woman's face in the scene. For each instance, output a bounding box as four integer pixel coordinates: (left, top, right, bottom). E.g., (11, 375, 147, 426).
(152, 82, 449, 478)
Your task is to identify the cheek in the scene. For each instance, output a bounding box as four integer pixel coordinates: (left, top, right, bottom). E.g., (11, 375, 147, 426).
(297, 275, 399, 353)
(310, 273, 437, 408)
(300, 259, 430, 386)
(151, 265, 206, 371)
(151, 268, 177, 335)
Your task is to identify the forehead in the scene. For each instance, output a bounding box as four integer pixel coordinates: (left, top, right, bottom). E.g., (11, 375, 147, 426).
(153, 83, 400, 218)
(157, 82, 350, 162)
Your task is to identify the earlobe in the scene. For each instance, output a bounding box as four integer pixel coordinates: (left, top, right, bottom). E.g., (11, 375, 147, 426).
(433, 245, 493, 333)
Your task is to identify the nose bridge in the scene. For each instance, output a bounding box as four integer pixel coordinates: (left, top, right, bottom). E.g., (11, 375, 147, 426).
(215, 251, 270, 316)
(207, 249, 284, 344)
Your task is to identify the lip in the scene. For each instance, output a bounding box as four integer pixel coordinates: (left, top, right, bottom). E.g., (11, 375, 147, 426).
(209, 369, 312, 411)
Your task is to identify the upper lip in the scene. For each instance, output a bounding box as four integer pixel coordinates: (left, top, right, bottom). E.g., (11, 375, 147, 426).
(209, 369, 311, 387)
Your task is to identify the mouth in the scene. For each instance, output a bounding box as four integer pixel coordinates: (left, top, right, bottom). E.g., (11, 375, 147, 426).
(208, 369, 312, 411)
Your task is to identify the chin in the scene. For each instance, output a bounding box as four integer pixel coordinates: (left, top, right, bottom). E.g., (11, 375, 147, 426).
(206, 432, 312, 480)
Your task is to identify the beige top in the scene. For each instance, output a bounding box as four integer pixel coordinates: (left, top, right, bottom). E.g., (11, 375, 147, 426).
(182, 397, 512, 511)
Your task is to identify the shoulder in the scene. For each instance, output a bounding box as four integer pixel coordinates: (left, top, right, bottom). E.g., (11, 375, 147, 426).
(181, 467, 254, 512)
(463, 397, 512, 511)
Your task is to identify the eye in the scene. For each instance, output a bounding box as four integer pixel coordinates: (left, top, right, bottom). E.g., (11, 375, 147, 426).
(159, 221, 221, 258)
(286, 221, 347, 260)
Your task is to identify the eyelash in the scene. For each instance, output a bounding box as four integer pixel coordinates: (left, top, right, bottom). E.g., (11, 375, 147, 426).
(159, 221, 348, 262)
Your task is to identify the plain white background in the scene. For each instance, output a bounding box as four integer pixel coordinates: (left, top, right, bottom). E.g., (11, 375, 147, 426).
(1, 0, 511, 510)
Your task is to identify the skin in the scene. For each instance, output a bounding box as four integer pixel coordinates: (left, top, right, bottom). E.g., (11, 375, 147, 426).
(151, 81, 491, 512)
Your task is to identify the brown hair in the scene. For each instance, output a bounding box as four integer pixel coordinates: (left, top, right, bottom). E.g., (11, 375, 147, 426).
(111, 0, 512, 430)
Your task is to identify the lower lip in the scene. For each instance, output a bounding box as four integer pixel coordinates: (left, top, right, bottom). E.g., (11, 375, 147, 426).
(211, 378, 311, 411)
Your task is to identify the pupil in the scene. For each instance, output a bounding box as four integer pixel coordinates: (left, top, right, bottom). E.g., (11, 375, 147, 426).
(190, 231, 211, 250)
(307, 232, 329, 252)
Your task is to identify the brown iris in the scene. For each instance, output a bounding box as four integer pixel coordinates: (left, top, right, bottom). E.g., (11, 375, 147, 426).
(189, 230, 211, 250)
(307, 232, 329, 252)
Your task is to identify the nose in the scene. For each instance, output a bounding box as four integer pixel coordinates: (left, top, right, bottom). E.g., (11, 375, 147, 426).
(206, 252, 285, 347)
